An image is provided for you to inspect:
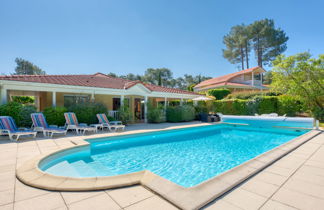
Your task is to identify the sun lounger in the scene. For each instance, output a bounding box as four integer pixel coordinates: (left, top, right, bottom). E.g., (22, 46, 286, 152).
(96, 113, 125, 131)
(0, 116, 37, 141)
(31, 113, 67, 137)
(64, 112, 97, 134)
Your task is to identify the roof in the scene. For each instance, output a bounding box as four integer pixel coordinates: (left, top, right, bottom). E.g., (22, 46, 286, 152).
(0, 73, 199, 95)
(194, 67, 265, 89)
(200, 82, 258, 90)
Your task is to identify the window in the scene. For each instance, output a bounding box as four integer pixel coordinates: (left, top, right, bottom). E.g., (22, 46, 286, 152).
(64, 95, 90, 107)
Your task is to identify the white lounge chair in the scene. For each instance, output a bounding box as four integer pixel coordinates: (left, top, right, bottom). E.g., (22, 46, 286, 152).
(96, 113, 125, 131)
(64, 112, 97, 134)
(31, 113, 67, 137)
(0, 116, 37, 141)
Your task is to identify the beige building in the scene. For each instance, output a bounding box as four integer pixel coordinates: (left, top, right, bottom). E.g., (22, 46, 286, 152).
(0, 73, 199, 123)
(194, 66, 268, 92)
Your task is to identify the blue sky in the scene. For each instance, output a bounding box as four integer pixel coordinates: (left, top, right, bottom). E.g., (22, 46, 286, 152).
(0, 0, 323, 78)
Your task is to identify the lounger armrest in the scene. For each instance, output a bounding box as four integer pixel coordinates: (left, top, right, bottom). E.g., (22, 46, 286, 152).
(18, 127, 28, 131)
(79, 123, 88, 127)
(49, 125, 58, 128)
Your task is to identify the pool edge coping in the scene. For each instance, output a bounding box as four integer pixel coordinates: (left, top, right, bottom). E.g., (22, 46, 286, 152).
(16, 123, 322, 210)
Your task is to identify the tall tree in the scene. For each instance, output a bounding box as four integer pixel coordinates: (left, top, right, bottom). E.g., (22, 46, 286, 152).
(223, 24, 251, 70)
(144, 68, 172, 86)
(249, 19, 289, 67)
(14, 58, 46, 75)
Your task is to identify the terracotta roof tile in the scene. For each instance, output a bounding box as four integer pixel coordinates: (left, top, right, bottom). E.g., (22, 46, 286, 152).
(194, 67, 264, 88)
(0, 73, 199, 95)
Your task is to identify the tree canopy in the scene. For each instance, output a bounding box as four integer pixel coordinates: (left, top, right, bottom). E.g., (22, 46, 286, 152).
(271, 52, 324, 120)
(108, 69, 212, 91)
(14, 58, 46, 75)
(223, 19, 289, 70)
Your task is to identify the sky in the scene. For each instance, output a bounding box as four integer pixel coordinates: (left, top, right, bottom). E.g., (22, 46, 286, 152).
(0, 0, 323, 78)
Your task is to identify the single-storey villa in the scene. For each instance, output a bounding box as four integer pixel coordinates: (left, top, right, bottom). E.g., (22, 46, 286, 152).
(194, 66, 268, 92)
(0, 73, 199, 123)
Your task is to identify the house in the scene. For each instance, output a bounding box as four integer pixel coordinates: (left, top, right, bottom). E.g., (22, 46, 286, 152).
(194, 67, 268, 92)
(0, 73, 199, 123)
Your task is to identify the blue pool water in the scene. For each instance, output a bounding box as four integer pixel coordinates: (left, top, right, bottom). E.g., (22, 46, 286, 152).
(40, 124, 308, 187)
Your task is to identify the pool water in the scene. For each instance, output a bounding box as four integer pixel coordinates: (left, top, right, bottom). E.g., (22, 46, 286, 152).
(40, 125, 307, 187)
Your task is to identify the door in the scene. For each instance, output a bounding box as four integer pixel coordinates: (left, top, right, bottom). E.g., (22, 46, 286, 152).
(134, 98, 145, 121)
(113, 98, 121, 110)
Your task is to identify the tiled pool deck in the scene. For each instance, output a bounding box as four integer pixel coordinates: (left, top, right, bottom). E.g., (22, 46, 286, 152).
(0, 122, 323, 210)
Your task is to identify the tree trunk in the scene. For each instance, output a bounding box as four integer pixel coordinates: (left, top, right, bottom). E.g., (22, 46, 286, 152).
(256, 35, 262, 67)
(245, 41, 249, 69)
(259, 47, 263, 67)
(240, 46, 245, 70)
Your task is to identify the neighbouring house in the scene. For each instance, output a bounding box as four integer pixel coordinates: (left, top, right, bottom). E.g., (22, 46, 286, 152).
(194, 67, 268, 93)
(0, 73, 199, 123)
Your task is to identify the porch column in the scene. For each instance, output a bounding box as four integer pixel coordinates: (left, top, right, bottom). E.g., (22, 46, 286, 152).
(260, 73, 263, 85)
(180, 98, 184, 106)
(120, 95, 124, 106)
(52, 91, 56, 107)
(91, 92, 95, 102)
(144, 96, 148, 123)
(0, 87, 7, 105)
(252, 71, 254, 86)
(164, 97, 167, 111)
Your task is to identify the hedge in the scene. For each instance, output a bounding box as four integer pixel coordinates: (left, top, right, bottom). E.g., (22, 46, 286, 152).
(208, 88, 231, 100)
(226, 91, 280, 100)
(147, 104, 165, 123)
(214, 95, 302, 116)
(43, 106, 68, 126)
(257, 96, 278, 114)
(166, 105, 195, 122)
(68, 102, 107, 125)
(0, 101, 36, 127)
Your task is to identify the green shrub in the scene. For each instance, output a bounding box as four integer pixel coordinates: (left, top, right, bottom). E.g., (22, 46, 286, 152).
(213, 95, 308, 116)
(166, 107, 182, 122)
(166, 105, 195, 122)
(208, 88, 231, 100)
(147, 104, 165, 123)
(277, 95, 302, 116)
(214, 99, 248, 115)
(226, 91, 281, 100)
(43, 106, 68, 126)
(0, 101, 36, 127)
(118, 105, 133, 125)
(0, 102, 22, 124)
(257, 96, 278, 114)
(11, 96, 35, 104)
(19, 105, 37, 127)
(68, 102, 107, 125)
(182, 105, 196, 121)
(246, 99, 258, 115)
(312, 107, 324, 121)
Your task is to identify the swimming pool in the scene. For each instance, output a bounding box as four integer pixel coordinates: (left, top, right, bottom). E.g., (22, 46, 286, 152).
(39, 124, 308, 187)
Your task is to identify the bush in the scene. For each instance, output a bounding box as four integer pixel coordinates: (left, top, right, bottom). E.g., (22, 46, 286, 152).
(43, 106, 68, 126)
(68, 102, 107, 125)
(277, 95, 302, 116)
(213, 95, 308, 116)
(257, 96, 278, 114)
(11, 96, 35, 104)
(214, 99, 248, 115)
(147, 104, 165, 123)
(226, 91, 281, 100)
(118, 105, 133, 125)
(311, 107, 324, 121)
(208, 88, 231, 100)
(0, 101, 36, 127)
(166, 105, 195, 122)
(19, 105, 37, 127)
